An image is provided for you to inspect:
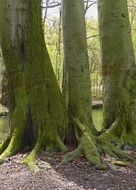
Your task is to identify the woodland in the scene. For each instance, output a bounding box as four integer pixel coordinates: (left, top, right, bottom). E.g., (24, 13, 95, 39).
(0, 0, 136, 189)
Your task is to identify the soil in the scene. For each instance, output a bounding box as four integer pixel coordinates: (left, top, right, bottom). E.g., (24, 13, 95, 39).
(0, 149, 136, 190)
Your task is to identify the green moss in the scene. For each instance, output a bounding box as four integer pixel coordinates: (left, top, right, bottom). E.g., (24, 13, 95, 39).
(62, 118, 106, 169)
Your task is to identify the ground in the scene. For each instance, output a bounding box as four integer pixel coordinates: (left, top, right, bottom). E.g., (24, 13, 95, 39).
(0, 148, 136, 190)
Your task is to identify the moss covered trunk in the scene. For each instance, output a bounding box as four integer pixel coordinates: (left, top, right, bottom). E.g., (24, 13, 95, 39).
(62, 0, 97, 143)
(61, 0, 106, 168)
(98, 0, 136, 145)
(0, 0, 66, 169)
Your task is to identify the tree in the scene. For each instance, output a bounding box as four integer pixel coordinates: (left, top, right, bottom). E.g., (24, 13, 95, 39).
(98, 0, 136, 145)
(61, 0, 107, 168)
(0, 0, 66, 170)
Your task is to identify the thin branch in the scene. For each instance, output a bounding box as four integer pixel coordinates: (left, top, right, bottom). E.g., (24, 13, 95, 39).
(87, 34, 99, 39)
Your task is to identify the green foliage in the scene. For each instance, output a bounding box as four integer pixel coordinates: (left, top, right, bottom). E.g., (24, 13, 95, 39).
(86, 19, 102, 99)
(44, 17, 103, 98)
(44, 19, 63, 86)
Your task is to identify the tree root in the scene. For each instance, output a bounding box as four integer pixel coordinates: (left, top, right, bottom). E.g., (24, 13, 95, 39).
(21, 128, 42, 172)
(22, 129, 66, 171)
(0, 130, 23, 164)
(0, 116, 135, 171)
(62, 118, 107, 170)
(96, 138, 136, 165)
(62, 117, 136, 169)
(22, 151, 39, 172)
(0, 135, 11, 155)
(99, 116, 136, 147)
(97, 113, 136, 165)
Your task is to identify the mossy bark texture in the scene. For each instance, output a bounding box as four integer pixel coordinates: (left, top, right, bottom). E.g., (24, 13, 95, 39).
(98, 0, 136, 145)
(0, 0, 66, 169)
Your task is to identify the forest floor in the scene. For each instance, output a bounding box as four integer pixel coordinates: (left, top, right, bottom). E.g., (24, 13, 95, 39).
(0, 148, 136, 190)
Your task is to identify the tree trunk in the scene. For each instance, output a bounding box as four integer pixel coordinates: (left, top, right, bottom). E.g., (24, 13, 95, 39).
(0, 0, 66, 170)
(98, 0, 136, 145)
(61, 0, 106, 168)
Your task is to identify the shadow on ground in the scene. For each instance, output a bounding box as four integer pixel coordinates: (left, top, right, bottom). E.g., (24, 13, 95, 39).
(0, 149, 136, 190)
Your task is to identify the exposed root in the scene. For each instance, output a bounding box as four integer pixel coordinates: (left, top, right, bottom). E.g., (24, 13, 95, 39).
(21, 127, 66, 171)
(62, 117, 136, 170)
(99, 118, 123, 144)
(99, 116, 136, 147)
(0, 135, 11, 155)
(22, 151, 39, 172)
(96, 138, 136, 165)
(96, 110, 136, 165)
(62, 118, 107, 170)
(61, 145, 82, 164)
(0, 130, 23, 163)
(0, 96, 28, 163)
(57, 137, 67, 152)
(22, 134, 66, 171)
(22, 129, 42, 172)
(112, 161, 130, 166)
